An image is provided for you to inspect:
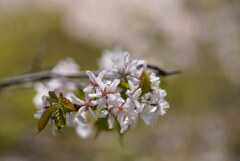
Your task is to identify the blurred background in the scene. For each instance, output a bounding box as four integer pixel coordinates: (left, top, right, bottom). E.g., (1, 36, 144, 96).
(0, 0, 240, 161)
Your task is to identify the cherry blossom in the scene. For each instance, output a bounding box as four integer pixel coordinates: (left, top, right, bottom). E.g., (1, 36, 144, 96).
(33, 50, 170, 138)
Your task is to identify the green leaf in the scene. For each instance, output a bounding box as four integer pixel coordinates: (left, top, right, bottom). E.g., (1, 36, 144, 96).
(47, 97, 57, 103)
(118, 82, 130, 90)
(37, 91, 77, 134)
(49, 91, 58, 99)
(60, 98, 75, 111)
(54, 108, 66, 129)
(74, 89, 85, 100)
(48, 91, 58, 102)
(38, 106, 56, 133)
(139, 71, 151, 97)
(118, 82, 130, 99)
(59, 92, 64, 98)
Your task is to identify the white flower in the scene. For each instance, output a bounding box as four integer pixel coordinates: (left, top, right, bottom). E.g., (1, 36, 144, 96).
(65, 111, 93, 139)
(139, 71, 170, 125)
(104, 52, 146, 84)
(150, 73, 160, 89)
(126, 80, 143, 112)
(117, 98, 138, 133)
(33, 51, 171, 137)
(51, 58, 80, 76)
(66, 112, 76, 127)
(98, 109, 116, 129)
(141, 89, 169, 125)
(33, 58, 81, 108)
(141, 104, 157, 126)
(75, 122, 93, 139)
(34, 96, 51, 119)
(83, 70, 106, 93)
(98, 48, 125, 70)
(98, 93, 124, 129)
(71, 93, 98, 123)
(66, 112, 93, 139)
(153, 89, 170, 116)
(89, 79, 121, 109)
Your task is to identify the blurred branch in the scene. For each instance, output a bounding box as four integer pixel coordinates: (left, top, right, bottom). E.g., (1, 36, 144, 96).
(146, 64, 181, 76)
(0, 71, 96, 90)
(0, 65, 180, 90)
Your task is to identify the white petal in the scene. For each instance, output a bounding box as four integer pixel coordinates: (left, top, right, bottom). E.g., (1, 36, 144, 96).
(109, 79, 120, 92)
(120, 124, 128, 134)
(98, 70, 106, 79)
(134, 88, 142, 98)
(83, 85, 93, 93)
(134, 100, 143, 112)
(159, 89, 167, 97)
(90, 100, 98, 106)
(51, 120, 57, 136)
(66, 112, 75, 127)
(34, 109, 44, 119)
(41, 95, 49, 107)
(89, 92, 102, 98)
(141, 107, 157, 126)
(96, 78, 106, 91)
(136, 60, 146, 67)
(75, 123, 92, 139)
(97, 98, 106, 109)
(98, 110, 108, 118)
(86, 71, 96, 83)
(77, 106, 86, 115)
(117, 115, 124, 126)
(124, 52, 130, 64)
(85, 92, 91, 101)
(150, 106, 157, 113)
(128, 80, 135, 92)
(77, 114, 87, 124)
(124, 98, 134, 109)
(108, 114, 114, 129)
(107, 94, 116, 100)
(88, 107, 98, 120)
(107, 95, 122, 108)
(159, 101, 170, 115)
(51, 58, 80, 75)
(71, 95, 85, 105)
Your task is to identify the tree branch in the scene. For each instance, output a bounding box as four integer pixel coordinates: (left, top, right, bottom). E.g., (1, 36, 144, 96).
(146, 64, 181, 76)
(0, 65, 180, 89)
(0, 71, 97, 89)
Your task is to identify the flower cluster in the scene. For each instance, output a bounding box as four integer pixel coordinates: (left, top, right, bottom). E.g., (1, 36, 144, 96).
(33, 58, 92, 138)
(34, 52, 169, 138)
(33, 58, 80, 107)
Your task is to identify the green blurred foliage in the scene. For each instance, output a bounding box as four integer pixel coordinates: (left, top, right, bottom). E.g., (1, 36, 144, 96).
(0, 9, 102, 151)
(0, 9, 102, 78)
(0, 4, 239, 161)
